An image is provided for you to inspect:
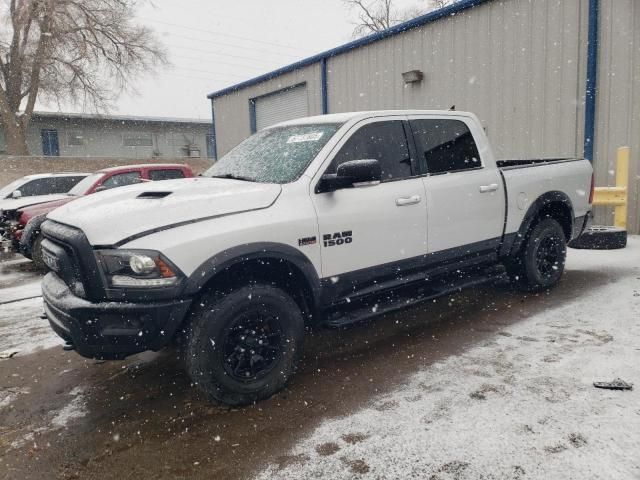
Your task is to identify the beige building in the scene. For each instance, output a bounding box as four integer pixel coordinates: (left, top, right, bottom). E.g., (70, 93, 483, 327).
(208, 0, 640, 233)
(0, 112, 215, 160)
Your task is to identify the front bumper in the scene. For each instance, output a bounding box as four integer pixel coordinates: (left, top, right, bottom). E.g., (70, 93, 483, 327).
(42, 272, 192, 360)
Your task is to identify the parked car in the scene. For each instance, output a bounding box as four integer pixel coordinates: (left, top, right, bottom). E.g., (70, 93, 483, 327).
(11, 164, 193, 267)
(39, 110, 593, 405)
(0, 173, 89, 251)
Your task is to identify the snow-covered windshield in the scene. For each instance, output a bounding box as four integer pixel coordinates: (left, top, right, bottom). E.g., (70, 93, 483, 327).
(68, 173, 104, 196)
(204, 123, 342, 184)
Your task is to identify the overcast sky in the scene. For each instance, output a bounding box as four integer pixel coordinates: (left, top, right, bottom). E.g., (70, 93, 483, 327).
(68, 0, 423, 120)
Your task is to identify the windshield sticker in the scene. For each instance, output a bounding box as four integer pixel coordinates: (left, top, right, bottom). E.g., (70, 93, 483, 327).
(287, 132, 324, 144)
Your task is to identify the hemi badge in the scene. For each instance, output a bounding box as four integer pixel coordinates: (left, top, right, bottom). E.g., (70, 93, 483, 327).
(298, 236, 317, 247)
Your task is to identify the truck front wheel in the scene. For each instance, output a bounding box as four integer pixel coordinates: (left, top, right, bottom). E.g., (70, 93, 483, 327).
(505, 218, 567, 292)
(184, 284, 305, 406)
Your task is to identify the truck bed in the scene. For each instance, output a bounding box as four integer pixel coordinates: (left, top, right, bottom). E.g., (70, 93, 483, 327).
(496, 158, 582, 169)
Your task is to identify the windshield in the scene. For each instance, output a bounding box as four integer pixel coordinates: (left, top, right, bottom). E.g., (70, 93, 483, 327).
(204, 123, 342, 184)
(68, 172, 104, 196)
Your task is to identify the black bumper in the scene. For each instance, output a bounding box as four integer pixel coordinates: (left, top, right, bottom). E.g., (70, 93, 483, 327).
(42, 272, 192, 360)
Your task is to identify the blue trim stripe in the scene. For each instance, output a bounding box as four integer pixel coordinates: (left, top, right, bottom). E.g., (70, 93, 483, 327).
(584, 0, 599, 163)
(249, 99, 257, 134)
(207, 0, 491, 99)
(321, 57, 329, 114)
(210, 103, 217, 160)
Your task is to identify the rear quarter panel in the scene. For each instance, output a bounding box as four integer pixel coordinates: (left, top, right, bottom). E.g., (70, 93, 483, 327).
(501, 159, 593, 235)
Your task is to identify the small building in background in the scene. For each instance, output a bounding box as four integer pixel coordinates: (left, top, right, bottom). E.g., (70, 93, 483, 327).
(0, 112, 215, 160)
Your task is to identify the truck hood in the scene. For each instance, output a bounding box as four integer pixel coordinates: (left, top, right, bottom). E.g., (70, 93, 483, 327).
(47, 177, 282, 245)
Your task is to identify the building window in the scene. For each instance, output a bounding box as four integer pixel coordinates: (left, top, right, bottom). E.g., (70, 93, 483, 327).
(168, 132, 196, 146)
(67, 130, 86, 146)
(123, 133, 153, 147)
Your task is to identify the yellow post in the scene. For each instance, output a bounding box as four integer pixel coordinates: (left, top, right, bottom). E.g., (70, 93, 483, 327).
(614, 146, 630, 229)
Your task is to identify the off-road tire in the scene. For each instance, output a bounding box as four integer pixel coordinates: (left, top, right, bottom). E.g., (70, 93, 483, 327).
(568, 225, 627, 250)
(505, 218, 567, 292)
(184, 284, 304, 406)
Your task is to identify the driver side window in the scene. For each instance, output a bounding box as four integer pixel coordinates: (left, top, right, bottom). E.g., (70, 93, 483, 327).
(327, 121, 412, 181)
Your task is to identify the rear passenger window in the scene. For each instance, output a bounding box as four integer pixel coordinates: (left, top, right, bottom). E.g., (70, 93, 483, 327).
(410, 119, 481, 174)
(148, 169, 185, 181)
(328, 121, 412, 181)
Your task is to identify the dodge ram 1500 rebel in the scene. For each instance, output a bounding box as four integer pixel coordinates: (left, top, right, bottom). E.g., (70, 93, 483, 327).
(40, 110, 593, 405)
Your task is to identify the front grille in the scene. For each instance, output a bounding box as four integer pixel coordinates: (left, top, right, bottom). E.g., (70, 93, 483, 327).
(41, 221, 104, 300)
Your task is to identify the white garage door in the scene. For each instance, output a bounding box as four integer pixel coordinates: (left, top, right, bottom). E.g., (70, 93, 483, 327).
(255, 84, 308, 131)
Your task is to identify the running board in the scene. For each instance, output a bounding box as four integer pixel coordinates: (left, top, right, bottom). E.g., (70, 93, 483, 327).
(324, 270, 506, 328)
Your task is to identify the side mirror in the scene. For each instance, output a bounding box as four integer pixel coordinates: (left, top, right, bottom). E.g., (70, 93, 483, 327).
(94, 186, 106, 193)
(316, 159, 382, 193)
(11, 190, 22, 199)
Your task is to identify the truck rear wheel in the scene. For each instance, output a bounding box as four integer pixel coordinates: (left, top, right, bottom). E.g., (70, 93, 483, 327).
(505, 218, 567, 292)
(184, 284, 305, 406)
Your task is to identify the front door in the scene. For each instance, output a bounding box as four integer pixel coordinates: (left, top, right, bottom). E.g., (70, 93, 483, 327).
(41, 129, 60, 156)
(311, 118, 428, 299)
(409, 116, 505, 254)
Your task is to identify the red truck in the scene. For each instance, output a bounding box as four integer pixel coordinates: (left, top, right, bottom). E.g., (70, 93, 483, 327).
(13, 163, 194, 268)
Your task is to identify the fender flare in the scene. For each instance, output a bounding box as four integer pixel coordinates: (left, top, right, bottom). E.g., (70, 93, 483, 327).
(503, 191, 575, 257)
(19, 213, 47, 256)
(182, 242, 322, 310)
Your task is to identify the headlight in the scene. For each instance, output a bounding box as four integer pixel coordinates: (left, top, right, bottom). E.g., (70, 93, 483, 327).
(95, 249, 181, 288)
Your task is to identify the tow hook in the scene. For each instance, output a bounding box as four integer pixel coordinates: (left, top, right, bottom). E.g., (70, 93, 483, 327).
(63, 342, 76, 351)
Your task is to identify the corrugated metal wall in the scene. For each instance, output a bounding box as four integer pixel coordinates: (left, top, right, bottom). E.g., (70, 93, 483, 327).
(593, 0, 640, 233)
(327, 0, 587, 161)
(210, 0, 640, 232)
(213, 63, 323, 155)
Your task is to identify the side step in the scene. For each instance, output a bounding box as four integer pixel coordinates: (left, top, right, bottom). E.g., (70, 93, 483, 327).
(324, 269, 506, 328)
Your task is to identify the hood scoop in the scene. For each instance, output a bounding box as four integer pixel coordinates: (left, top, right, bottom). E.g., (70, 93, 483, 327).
(137, 191, 172, 199)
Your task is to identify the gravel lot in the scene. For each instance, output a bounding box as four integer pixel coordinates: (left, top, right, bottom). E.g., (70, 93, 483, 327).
(0, 240, 639, 480)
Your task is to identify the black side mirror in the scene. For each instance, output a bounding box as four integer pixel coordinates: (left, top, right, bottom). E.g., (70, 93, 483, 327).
(316, 159, 382, 193)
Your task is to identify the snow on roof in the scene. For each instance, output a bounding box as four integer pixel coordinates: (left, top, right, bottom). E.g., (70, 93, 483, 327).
(31, 111, 211, 125)
(271, 110, 474, 127)
(97, 163, 188, 173)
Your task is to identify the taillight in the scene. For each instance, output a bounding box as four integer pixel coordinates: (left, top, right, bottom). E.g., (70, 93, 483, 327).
(588, 174, 595, 204)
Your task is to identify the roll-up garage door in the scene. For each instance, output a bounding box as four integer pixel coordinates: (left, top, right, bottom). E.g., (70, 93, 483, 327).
(254, 84, 308, 131)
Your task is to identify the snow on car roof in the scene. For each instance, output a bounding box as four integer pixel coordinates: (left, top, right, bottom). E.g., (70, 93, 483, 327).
(96, 163, 188, 173)
(271, 110, 474, 128)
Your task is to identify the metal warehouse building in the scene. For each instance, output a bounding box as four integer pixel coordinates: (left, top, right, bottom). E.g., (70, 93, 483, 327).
(208, 0, 640, 233)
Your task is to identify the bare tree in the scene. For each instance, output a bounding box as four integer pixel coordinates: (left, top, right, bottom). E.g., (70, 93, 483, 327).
(0, 0, 166, 156)
(344, 0, 460, 38)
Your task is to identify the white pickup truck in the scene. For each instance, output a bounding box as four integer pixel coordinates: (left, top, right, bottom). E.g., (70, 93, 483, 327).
(41, 110, 593, 405)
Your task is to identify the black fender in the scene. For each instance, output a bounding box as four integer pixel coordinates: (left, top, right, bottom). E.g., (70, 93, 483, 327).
(501, 191, 575, 257)
(19, 213, 47, 257)
(182, 242, 322, 312)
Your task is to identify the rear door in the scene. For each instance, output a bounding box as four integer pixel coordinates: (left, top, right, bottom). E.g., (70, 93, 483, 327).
(408, 116, 505, 254)
(311, 117, 428, 289)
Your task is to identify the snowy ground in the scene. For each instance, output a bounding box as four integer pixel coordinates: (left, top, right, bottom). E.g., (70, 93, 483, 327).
(257, 240, 640, 480)
(0, 241, 639, 480)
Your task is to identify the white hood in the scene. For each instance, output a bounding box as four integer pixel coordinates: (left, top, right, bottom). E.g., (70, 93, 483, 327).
(0, 194, 70, 213)
(47, 177, 282, 245)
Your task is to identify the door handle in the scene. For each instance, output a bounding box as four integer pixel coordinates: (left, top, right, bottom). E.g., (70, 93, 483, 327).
(395, 195, 422, 206)
(479, 183, 499, 193)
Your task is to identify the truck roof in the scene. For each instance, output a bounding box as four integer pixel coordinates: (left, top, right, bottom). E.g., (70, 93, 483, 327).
(272, 110, 475, 127)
